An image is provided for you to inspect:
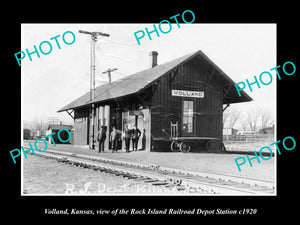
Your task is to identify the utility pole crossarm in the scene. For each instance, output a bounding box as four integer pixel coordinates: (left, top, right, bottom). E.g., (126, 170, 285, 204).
(95, 32, 110, 37)
(79, 30, 110, 38)
(79, 30, 93, 35)
(103, 68, 117, 83)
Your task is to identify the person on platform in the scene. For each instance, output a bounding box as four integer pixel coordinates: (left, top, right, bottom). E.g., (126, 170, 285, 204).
(97, 126, 106, 153)
(141, 128, 146, 150)
(132, 124, 141, 151)
(123, 124, 132, 153)
(110, 126, 121, 153)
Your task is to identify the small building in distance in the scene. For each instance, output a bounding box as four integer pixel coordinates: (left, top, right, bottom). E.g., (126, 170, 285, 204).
(258, 125, 275, 135)
(223, 127, 239, 141)
(46, 124, 73, 144)
(23, 129, 33, 140)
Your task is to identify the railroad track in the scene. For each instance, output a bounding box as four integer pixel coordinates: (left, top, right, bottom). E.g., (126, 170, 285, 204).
(26, 149, 275, 195)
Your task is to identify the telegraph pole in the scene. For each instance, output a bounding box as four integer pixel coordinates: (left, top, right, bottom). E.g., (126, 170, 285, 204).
(79, 30, 109, 149)
(102, 68, 117, 83)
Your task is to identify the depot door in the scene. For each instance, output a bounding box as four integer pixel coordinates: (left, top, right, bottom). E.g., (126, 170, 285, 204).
(136, 109, 150, 151)
(122, 109, 150, 151)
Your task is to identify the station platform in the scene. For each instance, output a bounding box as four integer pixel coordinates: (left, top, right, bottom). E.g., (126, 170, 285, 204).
(30, 142, 275, 181)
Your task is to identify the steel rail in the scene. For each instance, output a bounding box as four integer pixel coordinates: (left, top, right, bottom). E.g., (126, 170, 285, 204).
(27, 149, 275, 195)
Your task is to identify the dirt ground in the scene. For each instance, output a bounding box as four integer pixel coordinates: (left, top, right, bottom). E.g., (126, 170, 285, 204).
(224, 140, 275, 153)
(22, 140, 276, 195)
(24, 144, 275, 179)
(22, 154, 163, 195)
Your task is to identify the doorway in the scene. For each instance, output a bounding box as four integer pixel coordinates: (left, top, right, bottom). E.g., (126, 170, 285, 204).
(122, 109, 151, 151)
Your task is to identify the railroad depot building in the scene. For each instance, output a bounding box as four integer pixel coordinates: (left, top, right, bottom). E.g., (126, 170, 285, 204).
(58, 50, 252, 152)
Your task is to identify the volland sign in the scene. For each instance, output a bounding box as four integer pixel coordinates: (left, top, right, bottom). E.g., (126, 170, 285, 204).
(172, 89, 204, 98)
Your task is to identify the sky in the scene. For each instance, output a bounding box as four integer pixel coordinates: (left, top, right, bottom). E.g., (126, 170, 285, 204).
(21, 23, 276, 127)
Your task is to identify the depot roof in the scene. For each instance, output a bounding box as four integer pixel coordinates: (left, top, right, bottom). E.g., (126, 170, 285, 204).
(58, 50, 252, 112)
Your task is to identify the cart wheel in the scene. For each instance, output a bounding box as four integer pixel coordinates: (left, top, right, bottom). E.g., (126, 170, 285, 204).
(180, 142, 191, 153)
(170, 141, 176, 152)
(206, 140, 221, 152)
(171, 141, 180, 152)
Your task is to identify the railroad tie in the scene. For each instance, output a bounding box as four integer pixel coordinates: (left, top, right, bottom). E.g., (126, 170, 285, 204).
(164, 184, 176, 188)
(126, 175, 140, 179)
(113, 171, 126, 176)
(151, 181, 171, 186)
(132, 177, 152, 181)
(144, 179, 160, 183)
(121, 173, 133, 178)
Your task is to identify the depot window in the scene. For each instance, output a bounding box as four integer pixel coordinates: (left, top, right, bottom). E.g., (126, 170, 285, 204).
(182, 100, 194, 134)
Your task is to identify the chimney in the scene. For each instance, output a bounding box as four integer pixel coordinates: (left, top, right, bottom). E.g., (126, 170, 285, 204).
(149, 51, 158, 68)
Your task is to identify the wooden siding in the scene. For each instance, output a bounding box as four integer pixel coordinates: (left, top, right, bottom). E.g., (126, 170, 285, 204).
(72, 60, 223, 148)
(74, 107, 89, 145)
(73, 117, 89, 145)
(151, 61, 223, 141)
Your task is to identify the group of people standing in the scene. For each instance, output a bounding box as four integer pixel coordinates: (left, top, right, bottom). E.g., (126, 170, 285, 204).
(97, 124, 141, 153)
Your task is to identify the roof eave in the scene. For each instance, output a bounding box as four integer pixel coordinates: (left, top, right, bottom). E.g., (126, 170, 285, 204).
(57, 50, 253, 112)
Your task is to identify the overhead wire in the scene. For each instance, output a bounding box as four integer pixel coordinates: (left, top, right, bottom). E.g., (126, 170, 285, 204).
(82, 33, 158, 104)
(93, 37, 150, 84)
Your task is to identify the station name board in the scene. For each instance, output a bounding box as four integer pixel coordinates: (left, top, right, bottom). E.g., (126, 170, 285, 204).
(171, 89, 204, 98)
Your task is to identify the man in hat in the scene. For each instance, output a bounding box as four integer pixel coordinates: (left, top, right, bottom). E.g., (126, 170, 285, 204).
(132, 124, 141, 151)
(123, 124, 132, 153)
(110, 126, 122, 153)
(97, 126, 107, 153)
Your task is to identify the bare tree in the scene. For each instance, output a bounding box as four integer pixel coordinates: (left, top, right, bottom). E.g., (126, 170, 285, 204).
(223, 107, 241, 128)
(27, 116, 49, 136)
(245, 109, 260, 131)
(239, 113, 248, 131)
(228, 109, 240, 128)
(260, 110, 274, 129)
